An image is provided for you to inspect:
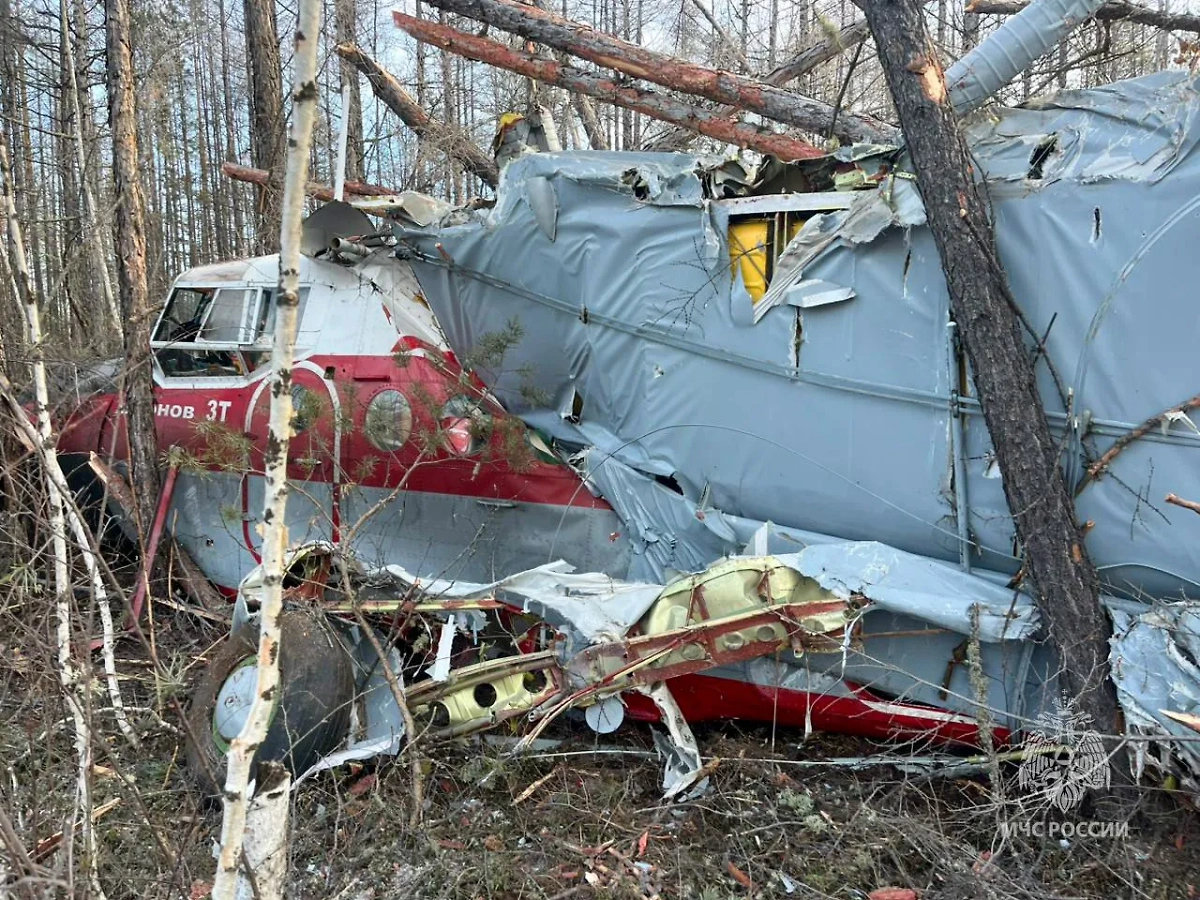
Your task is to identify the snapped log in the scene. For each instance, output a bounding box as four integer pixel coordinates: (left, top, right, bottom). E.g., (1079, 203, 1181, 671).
(393, 13, 828, 161)
(221, 162, 398, 201)
(335, 42, 500, 187)
(415, 0, 895, 145)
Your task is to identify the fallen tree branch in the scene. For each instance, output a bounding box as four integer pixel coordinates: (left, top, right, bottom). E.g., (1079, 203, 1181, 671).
(761, 19, 872, 86)
(968, 0, 1200, 34)
(415, 0, 895, 145)
(32, 799, 122, 863)
(650, 18, 876, 152)
(1077, 392, 1200, 493)
(1166, 493, 1200, 516)
(334, 42, 500, 187)
(393, 13, 828, 160)
(221, 161, 398, 200)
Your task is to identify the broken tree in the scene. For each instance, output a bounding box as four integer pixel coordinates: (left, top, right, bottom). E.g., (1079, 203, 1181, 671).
(855, 0, 1123, 753)
(221, 161, 399, 202)
(335, 42, 499, 187)
(414, 0, 896, 145)
(391, 13, 826, 161)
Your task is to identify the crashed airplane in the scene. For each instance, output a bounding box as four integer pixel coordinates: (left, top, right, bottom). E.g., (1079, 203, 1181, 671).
(55, 0, 1200, 800)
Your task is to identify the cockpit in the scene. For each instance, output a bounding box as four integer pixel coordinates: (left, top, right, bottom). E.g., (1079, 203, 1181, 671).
(150, 282, 309, 379)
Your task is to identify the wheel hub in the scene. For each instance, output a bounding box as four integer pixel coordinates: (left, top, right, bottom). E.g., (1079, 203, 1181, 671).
(214, 659, 258, 745)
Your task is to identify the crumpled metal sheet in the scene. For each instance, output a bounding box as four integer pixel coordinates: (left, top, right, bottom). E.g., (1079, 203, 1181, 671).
(965, 71, 1200, 185)
(400, 71, 1200, 603)
(777, 542, 1040, 643)
(1107, 598, 1200, 793)
(376, 559, 664, 644)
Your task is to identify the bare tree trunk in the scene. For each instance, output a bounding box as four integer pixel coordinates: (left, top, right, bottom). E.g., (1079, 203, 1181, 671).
(233, 763, 291, 900)
(218, 0, 246, 254)
(62, 0, 119, 335)
(572, 93, 609, 149)
(856, 0, 1123, 759)
(211, 1, 322, 895)
(335, 0, 365, 182)
(244, 0, 285, 253)
(392, 14, 834, 159)
(105, 0, 161, 550)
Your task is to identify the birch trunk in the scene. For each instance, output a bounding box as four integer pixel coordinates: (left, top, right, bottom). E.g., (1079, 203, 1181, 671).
(0, 130, 102, 898)
(210, 0, 322, 895)
(233, 763, 291, 900)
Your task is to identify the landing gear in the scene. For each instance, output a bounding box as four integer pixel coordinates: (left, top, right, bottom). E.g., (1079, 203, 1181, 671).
(185, 609, 355, 797)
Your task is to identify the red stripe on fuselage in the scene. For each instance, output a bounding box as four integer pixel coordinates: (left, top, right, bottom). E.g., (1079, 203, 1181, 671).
(57, 352, 612, 511)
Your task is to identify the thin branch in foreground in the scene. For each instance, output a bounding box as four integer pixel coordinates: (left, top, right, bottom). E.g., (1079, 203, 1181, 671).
(1165, 493, 1200, 516)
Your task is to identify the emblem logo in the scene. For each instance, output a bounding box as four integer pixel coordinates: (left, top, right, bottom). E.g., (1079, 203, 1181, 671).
(1017, 694, 1110, 811)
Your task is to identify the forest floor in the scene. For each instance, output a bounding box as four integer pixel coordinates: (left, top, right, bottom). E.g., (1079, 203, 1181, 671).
(2, 601, 1200, 900)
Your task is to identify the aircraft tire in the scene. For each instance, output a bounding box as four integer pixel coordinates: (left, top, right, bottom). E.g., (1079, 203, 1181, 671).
(185, 608, 355, 798)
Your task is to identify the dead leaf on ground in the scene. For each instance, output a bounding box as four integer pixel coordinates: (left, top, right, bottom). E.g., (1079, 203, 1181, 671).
(727, 861, 754, 891)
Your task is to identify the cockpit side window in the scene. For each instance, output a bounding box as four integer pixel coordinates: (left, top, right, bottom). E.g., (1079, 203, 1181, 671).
(152, 287, 212, 342)
(152, 285, 309, 379)
(200, 288, 255, 342)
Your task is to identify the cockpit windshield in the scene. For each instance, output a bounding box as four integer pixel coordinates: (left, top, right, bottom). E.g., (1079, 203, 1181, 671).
(151, 285, 308, 378)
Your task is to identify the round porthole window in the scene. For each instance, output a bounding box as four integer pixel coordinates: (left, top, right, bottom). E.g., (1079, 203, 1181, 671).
(440, 395, 490, 456)
(364, 389, 414, 452)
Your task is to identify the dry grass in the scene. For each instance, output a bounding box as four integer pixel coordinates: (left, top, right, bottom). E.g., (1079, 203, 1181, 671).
(6, 605, 1197, 900)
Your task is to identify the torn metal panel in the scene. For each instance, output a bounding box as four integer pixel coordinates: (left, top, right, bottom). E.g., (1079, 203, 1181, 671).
(222, 535, 1200, 802)
(777, 542, 1041, 642)
(372, 559, 664, 643)
(1107, 598, 1200, 796)
(646, 683, 708, 799)
(964, 71, 1200, 186)
(227, 539, 1074, 792)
